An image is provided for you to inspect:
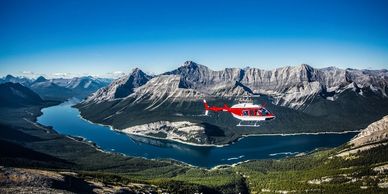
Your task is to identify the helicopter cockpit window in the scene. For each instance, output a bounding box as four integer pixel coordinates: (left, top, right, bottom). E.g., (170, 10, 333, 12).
(242, 110, 249, 116)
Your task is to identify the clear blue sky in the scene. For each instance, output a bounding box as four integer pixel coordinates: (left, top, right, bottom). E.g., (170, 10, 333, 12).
(0, 0, 387, 78)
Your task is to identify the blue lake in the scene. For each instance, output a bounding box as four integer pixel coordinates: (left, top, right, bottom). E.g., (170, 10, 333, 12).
(37, 101, 357, 168)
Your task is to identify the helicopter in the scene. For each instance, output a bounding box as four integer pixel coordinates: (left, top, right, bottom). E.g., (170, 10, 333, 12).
(203, 96, 275, 127)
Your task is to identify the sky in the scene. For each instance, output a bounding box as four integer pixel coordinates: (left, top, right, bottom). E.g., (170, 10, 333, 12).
(0, 0, 387, 78)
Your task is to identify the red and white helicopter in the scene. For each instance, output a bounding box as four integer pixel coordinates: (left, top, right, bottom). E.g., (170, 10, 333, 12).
(203, 97, 275, 127)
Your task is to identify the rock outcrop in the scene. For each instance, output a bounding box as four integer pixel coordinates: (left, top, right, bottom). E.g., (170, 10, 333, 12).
(350, 115, 388, 147)
(122, 121, 209, 145)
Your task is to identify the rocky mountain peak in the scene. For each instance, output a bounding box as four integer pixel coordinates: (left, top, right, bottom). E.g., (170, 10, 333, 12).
(300, 63, 313, 70)
(34, 76, 48, 83)
(131, 67, 143, 74)
(178, 61, 208, 72)
(183, 60, 198, 67)
(83, 68, 151, 103)
(1, 75, 32, 86)
(5, 74, 15, 80)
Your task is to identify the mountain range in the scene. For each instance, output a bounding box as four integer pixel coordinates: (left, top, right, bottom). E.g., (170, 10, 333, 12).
(84, 61, 387, 108)
(0, 75, 112, 101)
(76, 61, 388, 145)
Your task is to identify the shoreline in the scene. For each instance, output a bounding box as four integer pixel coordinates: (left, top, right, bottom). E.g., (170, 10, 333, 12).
(76, 113, 225, 147)
(75, 106, 359, 148)
(78, 111, 359, 148)
(241, 130, 360, 137)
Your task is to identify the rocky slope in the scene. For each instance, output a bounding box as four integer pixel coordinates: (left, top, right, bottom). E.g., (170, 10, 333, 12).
(0, 82, 44, 107)
(122, 121, 210, 145)
(0, 166, 160, 194)
(84, 68, 151, 103)
(337, 115, 388, 157)
(130, 75, 202, 110)
(349, 115, 388, 147)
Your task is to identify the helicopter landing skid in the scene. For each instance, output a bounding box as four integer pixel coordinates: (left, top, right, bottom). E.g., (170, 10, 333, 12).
(237, 121, 260, 127)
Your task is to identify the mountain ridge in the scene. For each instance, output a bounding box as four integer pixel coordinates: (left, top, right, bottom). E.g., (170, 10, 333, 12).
(85, 61, 388, 109)
(0, 75, 112, 101)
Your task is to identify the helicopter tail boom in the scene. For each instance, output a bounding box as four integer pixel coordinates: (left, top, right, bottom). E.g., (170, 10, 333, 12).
(203, 99, 225, 113)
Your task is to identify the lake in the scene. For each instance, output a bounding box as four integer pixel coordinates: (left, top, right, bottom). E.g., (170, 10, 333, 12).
(37, 101, 357, 168)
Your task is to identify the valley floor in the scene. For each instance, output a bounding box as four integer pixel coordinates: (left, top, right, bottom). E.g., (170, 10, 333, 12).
(1, 103, 388, 193)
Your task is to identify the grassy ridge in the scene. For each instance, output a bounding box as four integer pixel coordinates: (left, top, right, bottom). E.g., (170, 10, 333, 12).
(235, 145, 388, 193)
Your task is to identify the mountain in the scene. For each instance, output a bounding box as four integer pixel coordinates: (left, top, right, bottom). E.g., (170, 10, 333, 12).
(51, 76, 112, 99)
(32, 76, 48, 83)
(51, 76, 111, 90)
(1, 75, 112, 101)
(0, 75, 33, 86)
(163, 61, 387, 109)
(29, 77, 73, 101)
(77, 61, 388, 145)
(0, 74, 111, 101)
(0, 82, 44, 107)
(84, 68, 151, 103)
